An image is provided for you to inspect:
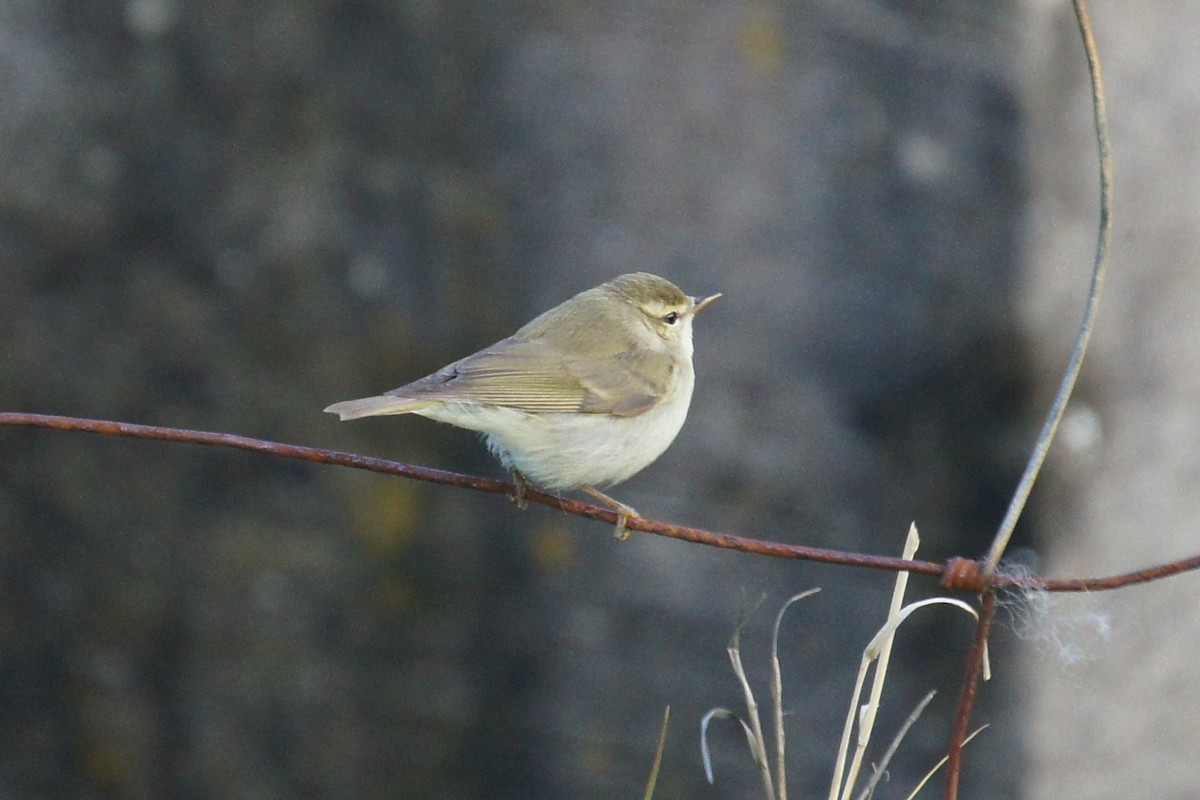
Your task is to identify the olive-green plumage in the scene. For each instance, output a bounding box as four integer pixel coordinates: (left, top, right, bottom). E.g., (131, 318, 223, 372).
(324, 272, 719, 537)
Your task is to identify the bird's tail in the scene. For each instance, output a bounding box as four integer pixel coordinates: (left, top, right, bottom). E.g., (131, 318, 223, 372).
(323, 395, 434, 420)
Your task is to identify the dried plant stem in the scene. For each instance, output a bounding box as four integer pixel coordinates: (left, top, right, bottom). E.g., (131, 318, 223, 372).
(856, 690, 936, 800)
(728, 626, 776, 800)
(770, 588, 822, 800)
(833, 526, 920, 800)
(642, 706, 670, 800)
(906, 726, 987, 800)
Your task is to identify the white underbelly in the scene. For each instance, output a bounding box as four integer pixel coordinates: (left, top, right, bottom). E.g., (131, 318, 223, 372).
(415, 376, 695, 490)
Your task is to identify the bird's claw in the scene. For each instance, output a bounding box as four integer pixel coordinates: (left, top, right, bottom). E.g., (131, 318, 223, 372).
(509, 471, 530, 510)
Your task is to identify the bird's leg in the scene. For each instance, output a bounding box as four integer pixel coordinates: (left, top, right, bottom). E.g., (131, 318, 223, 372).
(580, 485, 640, 541)
(510, 470, 530, 510)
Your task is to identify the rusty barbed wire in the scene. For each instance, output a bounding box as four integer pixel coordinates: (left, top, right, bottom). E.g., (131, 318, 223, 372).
(2, 412, 1198, 598)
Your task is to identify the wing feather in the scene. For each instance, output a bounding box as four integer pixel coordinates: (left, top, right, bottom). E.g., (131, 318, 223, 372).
(375, 336, 676, 416)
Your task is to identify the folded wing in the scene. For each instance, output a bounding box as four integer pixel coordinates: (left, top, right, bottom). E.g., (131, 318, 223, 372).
(324, 336, 675, 420)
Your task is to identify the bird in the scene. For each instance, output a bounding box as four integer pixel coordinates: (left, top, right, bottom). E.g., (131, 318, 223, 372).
(325, 272, 719, 538)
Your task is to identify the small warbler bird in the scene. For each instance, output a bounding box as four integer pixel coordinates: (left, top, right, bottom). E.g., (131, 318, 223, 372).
(325, 272, 719, 538)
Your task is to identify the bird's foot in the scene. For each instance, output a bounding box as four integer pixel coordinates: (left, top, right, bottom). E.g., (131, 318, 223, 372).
(509, 470, 530, 510)
(580, 485, 640, 540)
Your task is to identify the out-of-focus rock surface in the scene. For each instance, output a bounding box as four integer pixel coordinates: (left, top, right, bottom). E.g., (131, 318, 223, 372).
(0, 2, 1036, 798)
(1020, 2, 1200, 796)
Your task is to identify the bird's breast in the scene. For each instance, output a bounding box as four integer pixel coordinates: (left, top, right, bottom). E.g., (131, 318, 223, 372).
(483, 366, 695, 490)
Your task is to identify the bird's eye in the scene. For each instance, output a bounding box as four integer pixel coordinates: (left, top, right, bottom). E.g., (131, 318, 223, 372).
(663, 311, 680, 325)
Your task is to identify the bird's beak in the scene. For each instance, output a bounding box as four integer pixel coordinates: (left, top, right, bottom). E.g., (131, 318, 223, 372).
(685, 293, 722, 317)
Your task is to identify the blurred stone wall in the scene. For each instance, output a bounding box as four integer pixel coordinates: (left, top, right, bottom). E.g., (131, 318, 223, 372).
(1020, 2, 1200, 796)
(0, 2, 1032, 798)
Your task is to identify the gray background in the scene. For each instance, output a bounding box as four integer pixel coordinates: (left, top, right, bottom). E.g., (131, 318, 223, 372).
(2, 2, 1191, 799)
(1020, 3, 1200, 798)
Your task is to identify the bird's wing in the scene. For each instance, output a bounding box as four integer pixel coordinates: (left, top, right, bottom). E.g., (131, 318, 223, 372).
(380, 336, 676, 417)
(565, 346, 676, 416)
